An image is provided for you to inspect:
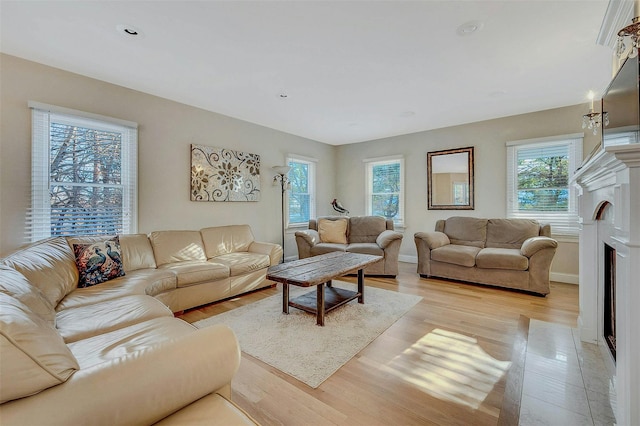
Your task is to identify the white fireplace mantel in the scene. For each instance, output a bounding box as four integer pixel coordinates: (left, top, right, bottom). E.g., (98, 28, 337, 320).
(572, 143, 640, 426)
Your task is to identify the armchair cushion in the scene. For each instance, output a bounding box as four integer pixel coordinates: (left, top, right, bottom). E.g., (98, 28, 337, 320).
(346, 243, 384, 256)
(486, 219, 540, 249)
(431, 245, 481, 267)
(349, 216, 387, 243)
(476, 248, 528, 270)
(441, 217, 488, 248)
(318, 218, 348, 244)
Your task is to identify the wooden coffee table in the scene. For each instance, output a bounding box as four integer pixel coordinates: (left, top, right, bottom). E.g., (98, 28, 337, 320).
(266, 252, 382, 326)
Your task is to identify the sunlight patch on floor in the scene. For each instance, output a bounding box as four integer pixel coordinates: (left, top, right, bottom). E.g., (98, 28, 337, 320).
(384, 328, 511, 409)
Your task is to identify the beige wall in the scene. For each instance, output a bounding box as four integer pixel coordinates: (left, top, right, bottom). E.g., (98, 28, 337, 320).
(0, 54, 335, 259)
(336, 105, 600, 282)
(1, 53, 596, 281)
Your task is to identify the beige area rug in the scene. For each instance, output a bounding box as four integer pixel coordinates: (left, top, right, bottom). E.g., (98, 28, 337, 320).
(194, 281, 422, 388)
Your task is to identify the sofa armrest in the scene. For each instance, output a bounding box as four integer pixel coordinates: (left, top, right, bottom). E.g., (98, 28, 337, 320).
(521, 236, 558, 258)
(294, 230, 319, 259)
(0, 324, 241, 426)
(414, 231, 450, 250)
(376, 230, 403, 249)
(295, 230, 319, 246)
(248, 241, 283, 266)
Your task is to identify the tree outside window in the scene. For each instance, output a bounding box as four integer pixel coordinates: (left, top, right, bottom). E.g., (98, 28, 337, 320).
(516, 144, 569, 212)
(30, 104, 137, 241)
(366, 157, 404, 226)
(287, 157, 315, 226)
(506, 136, 581, 236)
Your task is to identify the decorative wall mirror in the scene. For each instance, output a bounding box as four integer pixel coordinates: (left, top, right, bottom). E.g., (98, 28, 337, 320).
(427, 146, 474, 210)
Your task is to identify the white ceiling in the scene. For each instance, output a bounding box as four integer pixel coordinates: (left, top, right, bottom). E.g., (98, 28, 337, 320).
(0, 1, 615, 145)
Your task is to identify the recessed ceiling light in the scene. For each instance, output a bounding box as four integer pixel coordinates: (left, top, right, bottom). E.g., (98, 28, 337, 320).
(456, 20, 484, 37)
(116, 24, 144, 39)
(488, 90, 507, 98)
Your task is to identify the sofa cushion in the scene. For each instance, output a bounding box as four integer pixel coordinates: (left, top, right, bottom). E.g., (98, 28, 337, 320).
(431, 245, 481, 267)
(476, 248, 529, 271)
(310, 243, 347, 256)
(72, 237, 126, 288)
(0, 265, 56, 325)
(212, 252, 270, 276)
(201, 225, 254, 258)
(56, 269, 177, 311)
(149, 231, 207, 266)
(346, 243, 384, 256)
(318, 218, 348, 244)
(442, 217, 488, 248)
(349, 216, 387, 243)
(119, 234, 157, 271)
(56, 295, 172, 343)
(158, 261, 229, 287)
(485, 219, 540, 249)
(67, 316, 195, 370)
(0, 237, 78, 307)
(0, 293, 79, 403)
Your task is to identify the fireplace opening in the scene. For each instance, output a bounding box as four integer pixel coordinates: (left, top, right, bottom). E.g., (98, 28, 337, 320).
(604, 243, 616, 361)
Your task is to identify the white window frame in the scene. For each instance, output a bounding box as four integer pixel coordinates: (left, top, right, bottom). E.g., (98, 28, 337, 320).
(286, 155, 316, 228)
(364, 155, 405, 227)
(506, 133, 583, 237)
(29, 101, 138, 241)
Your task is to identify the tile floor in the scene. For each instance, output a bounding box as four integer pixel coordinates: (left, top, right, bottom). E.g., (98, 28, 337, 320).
(519, 320, 618, 426)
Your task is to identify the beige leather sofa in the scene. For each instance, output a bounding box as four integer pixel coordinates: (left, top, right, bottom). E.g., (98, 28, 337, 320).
(0, 224, 279, 425)
(295, 216, 403, 277)
(414, 217, 557, 295)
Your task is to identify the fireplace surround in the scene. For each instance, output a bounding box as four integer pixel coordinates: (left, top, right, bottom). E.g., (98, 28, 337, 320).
(573, 142, 640, 426)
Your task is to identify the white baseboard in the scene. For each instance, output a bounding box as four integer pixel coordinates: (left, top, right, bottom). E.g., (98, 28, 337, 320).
(550, 272, 579, 285)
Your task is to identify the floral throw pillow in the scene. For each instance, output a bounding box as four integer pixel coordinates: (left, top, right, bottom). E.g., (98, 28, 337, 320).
(73, 237, 125, 288)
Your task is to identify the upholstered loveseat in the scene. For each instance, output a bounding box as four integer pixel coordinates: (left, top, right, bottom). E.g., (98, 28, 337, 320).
(0, 224, 280, 425)
(295, 216, 403, 277)
(414, 217, 557, 295)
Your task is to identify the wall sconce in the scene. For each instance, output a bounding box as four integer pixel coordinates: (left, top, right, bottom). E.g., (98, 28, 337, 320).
(582, 91, 609, 135)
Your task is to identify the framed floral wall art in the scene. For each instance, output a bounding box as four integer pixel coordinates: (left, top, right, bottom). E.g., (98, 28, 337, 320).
(190, 144, 260, 202)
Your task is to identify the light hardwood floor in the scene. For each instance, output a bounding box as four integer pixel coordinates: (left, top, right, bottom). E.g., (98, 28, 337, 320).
(178, 262, 579, 426)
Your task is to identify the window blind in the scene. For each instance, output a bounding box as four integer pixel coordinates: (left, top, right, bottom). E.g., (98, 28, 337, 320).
(29, 104, 138, 241)
(506, 135, 582, 237)
(365, 156, 404, 226)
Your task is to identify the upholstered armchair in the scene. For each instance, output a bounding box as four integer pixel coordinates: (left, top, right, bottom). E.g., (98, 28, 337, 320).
(294, 215, 403, 277)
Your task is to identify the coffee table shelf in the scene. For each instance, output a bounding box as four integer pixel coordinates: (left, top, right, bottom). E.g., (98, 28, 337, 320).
(289, 285, 360, 315)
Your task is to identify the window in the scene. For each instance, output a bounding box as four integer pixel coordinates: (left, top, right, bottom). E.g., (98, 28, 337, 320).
(365, 156, 404, 226)
(506, 134, 582, 236)
(29, 102, 138, 241)
(287, 156, 316, 227)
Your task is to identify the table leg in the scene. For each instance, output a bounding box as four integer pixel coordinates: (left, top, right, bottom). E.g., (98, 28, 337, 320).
(358, 268, 364, 303)
(316, 283, 325, 326)
(283, 283, 289, 314)
(326, 280, 332, 288)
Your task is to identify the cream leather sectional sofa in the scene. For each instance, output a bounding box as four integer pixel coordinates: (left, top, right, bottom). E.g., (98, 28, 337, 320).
(0, 224, 281, 425)
(414, 217, 557, 295)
